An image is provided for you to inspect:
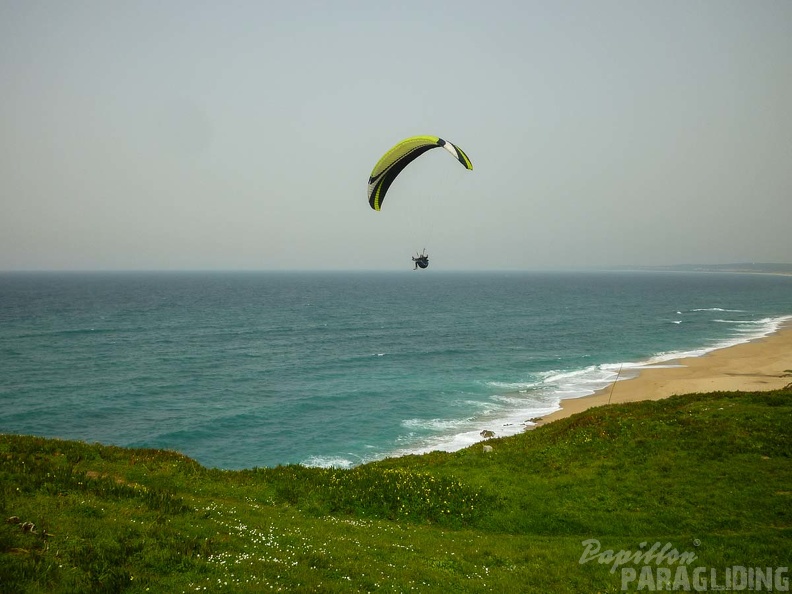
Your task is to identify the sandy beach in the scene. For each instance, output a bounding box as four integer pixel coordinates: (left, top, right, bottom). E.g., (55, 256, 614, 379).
(536, 320, 792, 426)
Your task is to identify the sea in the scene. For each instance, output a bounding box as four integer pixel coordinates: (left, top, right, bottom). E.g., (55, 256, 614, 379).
(1, 271, 790, 470)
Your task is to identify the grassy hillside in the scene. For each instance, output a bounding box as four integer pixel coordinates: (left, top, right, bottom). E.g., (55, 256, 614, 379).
(2, 388, 790, 593)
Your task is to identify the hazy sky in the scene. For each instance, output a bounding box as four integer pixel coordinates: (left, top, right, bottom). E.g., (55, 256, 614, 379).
(2, 1, 791, 271)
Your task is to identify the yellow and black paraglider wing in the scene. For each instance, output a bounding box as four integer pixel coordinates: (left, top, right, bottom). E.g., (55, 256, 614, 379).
(367, 135, 473, 211)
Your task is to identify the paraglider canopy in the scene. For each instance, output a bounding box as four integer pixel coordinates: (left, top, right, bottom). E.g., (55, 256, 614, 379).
(367, 135, 473, 211)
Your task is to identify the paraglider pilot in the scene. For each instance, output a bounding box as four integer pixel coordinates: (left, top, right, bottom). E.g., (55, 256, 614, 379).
(412, 250, 429, 270)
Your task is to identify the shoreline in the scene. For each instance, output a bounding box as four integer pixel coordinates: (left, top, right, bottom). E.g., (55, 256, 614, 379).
(535, 319, 792, 426)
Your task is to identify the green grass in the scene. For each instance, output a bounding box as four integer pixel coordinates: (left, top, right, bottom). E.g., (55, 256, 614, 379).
(2, 388, 790, 592)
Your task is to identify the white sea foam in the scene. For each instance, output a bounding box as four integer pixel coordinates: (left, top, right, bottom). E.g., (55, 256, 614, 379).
(301, 455, 357, 469)
(6, 272, 790, 471)
(393, 313, 792, 460)
(394, 397, 561, 456)
(485, 380, 540, 392)
(401, 417, 472, 431)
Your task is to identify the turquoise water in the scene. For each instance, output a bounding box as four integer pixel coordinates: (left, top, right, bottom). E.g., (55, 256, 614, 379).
(1, 271, 790, 469)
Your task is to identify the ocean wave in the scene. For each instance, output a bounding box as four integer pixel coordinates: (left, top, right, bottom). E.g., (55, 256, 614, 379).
(393, 400, 560, 457)
(390, 313, 792, 461)
(714, 318, 774, 325)
(6, 272, 790, 470)
(644, 315, 791, 364)
(484, 379, 540, 392)
(300, 455, 357, 469)
(401, 417, 471, 431)
(540, 365, 622, 390)
(12, 327, 124, 339)
(629, 315, 789, 369)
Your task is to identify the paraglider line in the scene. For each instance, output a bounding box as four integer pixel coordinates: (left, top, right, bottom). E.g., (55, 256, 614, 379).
(607, 364, 623, 405)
